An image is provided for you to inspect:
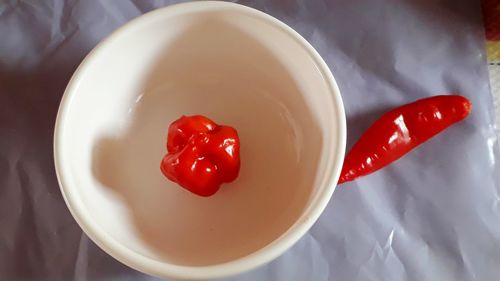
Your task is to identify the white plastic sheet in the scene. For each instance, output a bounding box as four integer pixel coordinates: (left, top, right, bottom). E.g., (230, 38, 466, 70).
(1, 1, 499, 280)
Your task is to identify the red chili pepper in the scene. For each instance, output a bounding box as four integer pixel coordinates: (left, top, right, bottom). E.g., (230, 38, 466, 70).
(338, 95, 472, 184)
(160, 115, 240, 197)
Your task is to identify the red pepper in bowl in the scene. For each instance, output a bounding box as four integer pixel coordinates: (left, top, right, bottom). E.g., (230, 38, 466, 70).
(339, 95, 472, 184)
(161, 115, 240, 196)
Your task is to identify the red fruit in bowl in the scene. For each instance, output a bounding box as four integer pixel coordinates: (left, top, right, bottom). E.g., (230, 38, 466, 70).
(160, 115, 240, 197)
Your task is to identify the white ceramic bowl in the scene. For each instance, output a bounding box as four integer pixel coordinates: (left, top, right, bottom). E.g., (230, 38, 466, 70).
(54, 1, 346, 280)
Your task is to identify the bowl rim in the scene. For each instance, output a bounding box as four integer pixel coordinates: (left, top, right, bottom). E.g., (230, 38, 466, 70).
(53, 1, 346, 280)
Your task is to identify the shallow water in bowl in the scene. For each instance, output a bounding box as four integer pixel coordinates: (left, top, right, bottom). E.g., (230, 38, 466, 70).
(66, 12, 328, 266)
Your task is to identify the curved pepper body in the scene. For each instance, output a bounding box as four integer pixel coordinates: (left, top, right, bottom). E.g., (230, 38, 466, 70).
(161, 115, 240, 196)
(338, 95, 471, 184)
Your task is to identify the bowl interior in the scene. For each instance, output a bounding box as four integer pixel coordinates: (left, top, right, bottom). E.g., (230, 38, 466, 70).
(58, 4, 341, 267)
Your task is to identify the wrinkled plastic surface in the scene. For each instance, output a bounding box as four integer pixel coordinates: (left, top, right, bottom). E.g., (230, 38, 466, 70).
(1, 0, 499, 280)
